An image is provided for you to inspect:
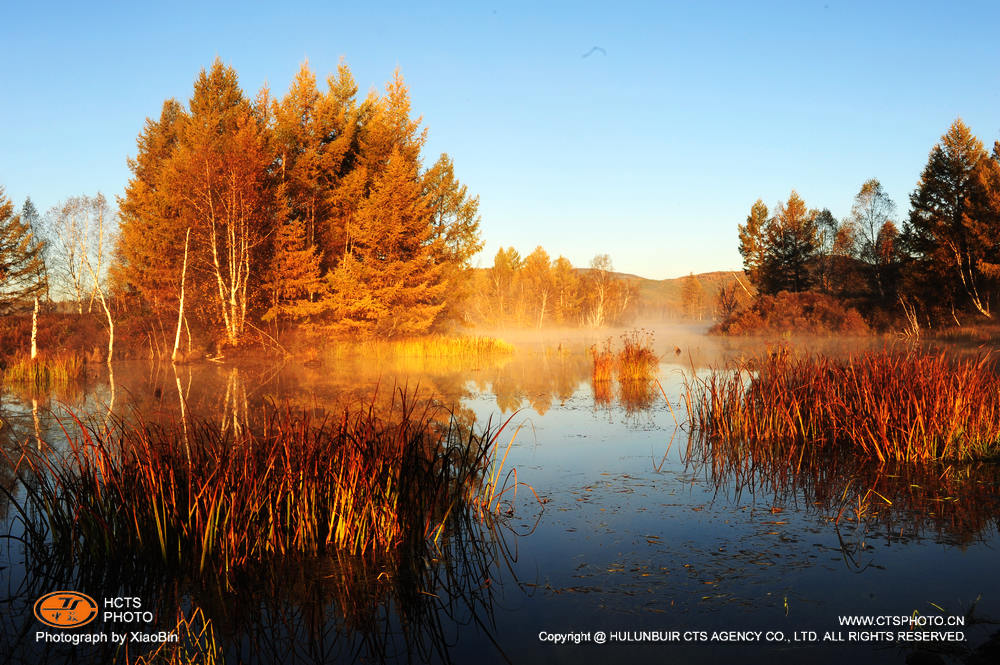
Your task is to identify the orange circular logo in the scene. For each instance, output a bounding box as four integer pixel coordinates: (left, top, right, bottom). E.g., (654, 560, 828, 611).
(33, 591, 99, 629)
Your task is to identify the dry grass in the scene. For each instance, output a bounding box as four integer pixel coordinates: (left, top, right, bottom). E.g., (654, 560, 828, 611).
(616, 329, 658, 381)
(2, 351, 85, 388)
(686, 349, 1000, 463)
(590, 329, 658, 387)
(589, 339, 615, 384)
(9, 393, 527, 579)
(324, 335, 515, 360)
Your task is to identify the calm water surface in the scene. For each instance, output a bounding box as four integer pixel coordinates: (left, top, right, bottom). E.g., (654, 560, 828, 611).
(2, 331, 998, 664)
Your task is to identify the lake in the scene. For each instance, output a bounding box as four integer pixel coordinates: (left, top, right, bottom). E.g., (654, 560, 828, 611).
(2, 327, 998, 664)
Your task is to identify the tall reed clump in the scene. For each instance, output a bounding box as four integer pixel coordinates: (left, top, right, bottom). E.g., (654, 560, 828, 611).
(11, 393, 523, 578)
(616, 329, 658, 381)
(686, 349, 1000, 464)
(2, 351, 84, 389)
(589, 330, 658, 384)
(589, 339, 615, 384)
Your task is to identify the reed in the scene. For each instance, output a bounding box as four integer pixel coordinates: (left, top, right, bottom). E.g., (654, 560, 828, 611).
(686, 349, 1000, 464)
(615, 329, 658, 382)
(590, 329, 658, 389)
(589, 339, 615, 384)
(325, 335, 515, 360)
(131, 607, 219, 665)
(10, 393, 525, 579)
(2, 350, 84, 388)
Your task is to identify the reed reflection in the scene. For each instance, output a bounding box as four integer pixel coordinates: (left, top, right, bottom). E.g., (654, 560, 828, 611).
(683, 434, 1000, 555)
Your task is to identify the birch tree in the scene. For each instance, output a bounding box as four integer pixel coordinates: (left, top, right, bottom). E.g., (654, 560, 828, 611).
(163, 59, 276, 347)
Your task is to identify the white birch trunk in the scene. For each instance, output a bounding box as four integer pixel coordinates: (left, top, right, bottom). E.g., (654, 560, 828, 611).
(172, 228, 191, 363)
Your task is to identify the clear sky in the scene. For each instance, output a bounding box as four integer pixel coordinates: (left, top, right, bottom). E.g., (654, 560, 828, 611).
(2, 1, 999, 280)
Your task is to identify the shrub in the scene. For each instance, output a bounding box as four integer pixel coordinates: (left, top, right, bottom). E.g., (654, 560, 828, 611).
(711, 291, 869, 336)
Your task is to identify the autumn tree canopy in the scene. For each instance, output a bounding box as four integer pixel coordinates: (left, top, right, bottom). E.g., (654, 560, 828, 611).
(739, 192, 819, 295)
(903, 119, 1000, 318)
(729, 118, 1000, 331)
(115, 59, 482, 344)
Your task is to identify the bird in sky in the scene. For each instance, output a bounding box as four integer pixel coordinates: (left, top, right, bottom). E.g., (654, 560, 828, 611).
(581, 46, 607, 58)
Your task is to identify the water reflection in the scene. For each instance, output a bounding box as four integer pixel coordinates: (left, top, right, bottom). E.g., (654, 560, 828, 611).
(1, 378, 538, 664)
(683, 435, 1000, 553)
(2, 509, 530, 664)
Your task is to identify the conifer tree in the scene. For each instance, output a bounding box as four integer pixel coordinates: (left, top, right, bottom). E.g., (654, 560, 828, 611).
(739, 199, 769, 289)
(422, 153, 483, 322)
(115, 98, 186, 321)
(320, 148, 446, 336)
(262, 217, 323, 323)
(20, 196, 49, 302)
(761, 191, 818, 293)
(0, 186, 46, 313)
(905, 119, 1000, 317)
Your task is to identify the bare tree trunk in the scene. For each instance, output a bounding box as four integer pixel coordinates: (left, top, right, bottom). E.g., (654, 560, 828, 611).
(30, 297, 38, 360)
(537, 290, 548, 329)
(174, 363, 191, 464)
(172, 228, 191, 363)
(32, 397, 41, 451)
(83, 255, 114, 363)
(105, 362, 115, 428)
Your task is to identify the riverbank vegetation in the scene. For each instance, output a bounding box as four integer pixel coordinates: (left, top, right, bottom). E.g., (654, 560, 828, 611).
(8, 395, 528, 579)
(686, 349, 1000, 463)
(711, 291, 868, 336)
(1, 351, 84, 389)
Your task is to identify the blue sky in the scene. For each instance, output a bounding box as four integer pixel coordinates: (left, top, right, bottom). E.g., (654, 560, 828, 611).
(2, 1, 999, 279)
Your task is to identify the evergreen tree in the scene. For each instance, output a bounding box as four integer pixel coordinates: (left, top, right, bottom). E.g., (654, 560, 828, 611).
(20, 196, 49, 302)
(904, 119, 999, 318)
(422, 153, 483, 322)
(262, 217, 323, 323)
(115, 98, 186, 321)
(761, 191, 818, 293)
(0, 186, 46, 313)
(738, 199, 768, 289)
(319, 148, 446, 336)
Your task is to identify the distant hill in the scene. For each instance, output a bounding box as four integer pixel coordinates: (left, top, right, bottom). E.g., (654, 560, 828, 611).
(632, 270, 748, 320)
